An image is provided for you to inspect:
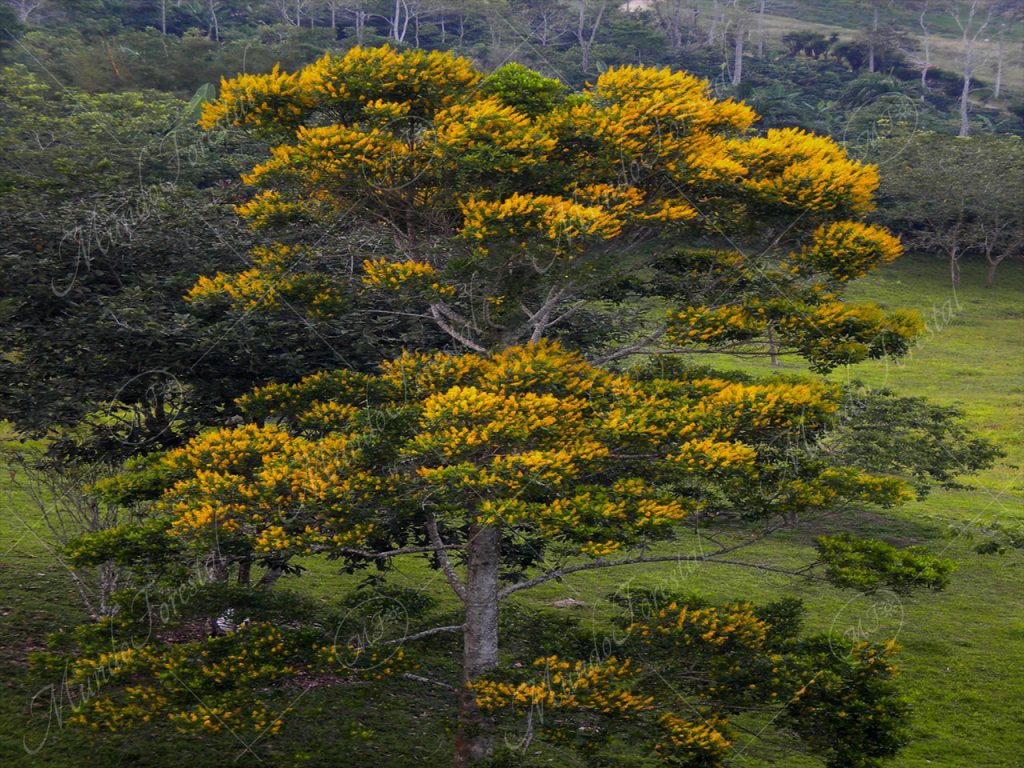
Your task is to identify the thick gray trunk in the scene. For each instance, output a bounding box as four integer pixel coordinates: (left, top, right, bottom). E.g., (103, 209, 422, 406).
(453, 523, 500, 767)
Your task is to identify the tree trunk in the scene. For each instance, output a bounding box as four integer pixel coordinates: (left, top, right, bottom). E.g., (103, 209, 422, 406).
(868, 5, 878, 73)
(757, 0, 766, 57)
(950, 245, 961, 288)
(985, 258, 998, 287)
(731, 22, 744, 86)
(208, 0, 219, 40)
(959, 66, 971, 137)
(708, 0, 721, 46)
(994, 33, 1004, 100)
(919, 3, 930, 96)
(453, 523, 500, 767)
(237, 558, 252, 586)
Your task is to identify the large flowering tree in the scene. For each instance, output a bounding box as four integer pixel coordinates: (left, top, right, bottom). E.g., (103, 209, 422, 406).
(57, 47, 968, 767)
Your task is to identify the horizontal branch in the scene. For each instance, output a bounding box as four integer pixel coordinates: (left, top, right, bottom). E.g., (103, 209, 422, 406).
(498, 551, 821, 599)
(401, 672, 456, 691)
(334, 544, 462, 561)
(377, 624, 464, 647)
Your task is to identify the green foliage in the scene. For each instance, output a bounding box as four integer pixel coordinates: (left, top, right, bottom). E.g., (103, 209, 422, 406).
(822, 387, 1004, 498)
(476, 590, 911, 768)
(817, 534, 954, 594)
(65, 517, 179, 569)
(481, 63, 567, 116)
(872, 132, 1024, 282)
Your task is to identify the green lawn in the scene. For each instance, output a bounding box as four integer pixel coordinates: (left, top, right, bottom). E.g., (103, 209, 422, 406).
(1, 256, 1021, 767)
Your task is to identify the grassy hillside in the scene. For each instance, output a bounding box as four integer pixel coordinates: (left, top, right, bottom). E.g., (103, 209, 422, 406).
(1, 256, 1021, 767)
(693, 0, 1024, 96)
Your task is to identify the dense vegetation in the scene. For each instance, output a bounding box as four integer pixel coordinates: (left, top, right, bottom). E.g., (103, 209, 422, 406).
(0, 2, 1021, 767)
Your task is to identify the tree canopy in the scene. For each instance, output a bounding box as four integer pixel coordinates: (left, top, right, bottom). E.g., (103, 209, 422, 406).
(46, 47, 984, 768)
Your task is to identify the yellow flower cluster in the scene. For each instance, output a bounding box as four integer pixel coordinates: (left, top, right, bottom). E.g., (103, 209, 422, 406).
(668, 303, 766, 345)
(778, 301, 923, 366)
(794, 220, 903, 281)
(628, 601, 769, 650)
(731, 128, 879, 213)
(362, 258, 453, 297)
(154, 340, 908, 567)
(697, 379, 841, 432)
(471, 656, 653, 716)
(233, 189, 305, 228)
(200, 46, 479, 131)
(434, 98, 556, 173)
(199, 64, 311, 130)
(244, 124, 407, 188)
(655, 713, 731, 761)
(669, 437, 758, 471)
(186, 243, 342, 314)
(459, 192, 625, 255)
(295, 46, 480, 117)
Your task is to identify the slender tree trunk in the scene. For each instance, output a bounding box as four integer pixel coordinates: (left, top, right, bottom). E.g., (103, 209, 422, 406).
(919, 3, 931, 96)
(757, 0, 766, 57)
(950, 244, 961, 288)
(453, 523, 500, 768)
(954, 0, 991, 138)
(731, 21, 745, 85)
(577, 0, 609, 73)
(868, 5, 878, 73)
(161, 0, 167, 35)
(959, 63, 972, 136)
(708, 0, 721, 46)
(237, 558, 252, 586)
(208, 0, 219, 40)
(355, 10, 366, 44)
(994, 33, 1004, 100)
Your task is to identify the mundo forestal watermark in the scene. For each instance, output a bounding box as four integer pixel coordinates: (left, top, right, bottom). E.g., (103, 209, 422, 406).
(828, 589, 904, 661)
(22, 562, 216, 754)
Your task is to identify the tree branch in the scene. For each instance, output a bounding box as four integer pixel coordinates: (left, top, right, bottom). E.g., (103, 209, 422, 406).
(401, 672, 457, 691)
(426, 512, 467, 601)
(498, 551, 822, 599)
(335, 543, 461, 561)
(430, 303, 486, 352)
(376, 624, 464, 647)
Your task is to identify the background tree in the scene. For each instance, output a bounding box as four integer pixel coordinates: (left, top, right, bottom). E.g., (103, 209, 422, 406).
(949, 0, 992, 136)
(873, 131, 1024, 286)
(0, 65, 423, 463)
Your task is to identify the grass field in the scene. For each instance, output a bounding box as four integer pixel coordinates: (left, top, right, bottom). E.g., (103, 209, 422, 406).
(1, 256, 1021, 767)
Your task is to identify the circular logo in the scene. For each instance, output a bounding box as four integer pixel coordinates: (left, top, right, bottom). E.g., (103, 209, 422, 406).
(331, 595, 410, 671)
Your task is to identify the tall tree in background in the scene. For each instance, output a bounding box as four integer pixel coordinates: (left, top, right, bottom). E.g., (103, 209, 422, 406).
(950, 0, 991, 136)
(574, 0, 609, 71)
